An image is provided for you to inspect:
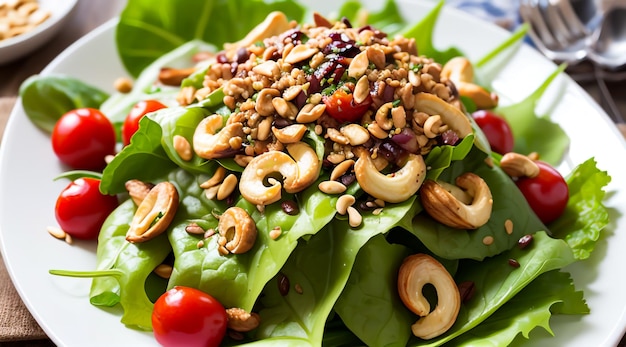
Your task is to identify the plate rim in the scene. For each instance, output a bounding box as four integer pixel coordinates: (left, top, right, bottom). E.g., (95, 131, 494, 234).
(2, 2, 626, 346)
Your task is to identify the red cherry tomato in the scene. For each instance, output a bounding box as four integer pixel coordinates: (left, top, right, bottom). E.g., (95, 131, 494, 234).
(52, 108, 116, 171)
(322, 87, 371, 123)
(515, 161, 569, 224)
(122, 100, 167, 146)
(55, 178, 119, 240)
(152, 286, 228, 347)
(471, 110, 514, 154)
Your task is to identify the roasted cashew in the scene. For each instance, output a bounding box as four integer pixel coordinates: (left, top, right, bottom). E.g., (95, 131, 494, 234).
(420, 172, 493, 229)
(238, 142, 320, 205)
(354, 151, 426, 203)
(413, 93, 473, 138)
(217, 207, 257, 255)
(397, 254, 461, 340)
(441, 57, 498, 110)
(280, 142, 320, 193)
(126, 182, 179, 243)
(499, 152, 540, 178)
(193, 114, 244, 159)
(239, 150, 296, 205)
(226, 308, 261, 332)
(125, 179, 154, 206)
(223, 12, 291, 52)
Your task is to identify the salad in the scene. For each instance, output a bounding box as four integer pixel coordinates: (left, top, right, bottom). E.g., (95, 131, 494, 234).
(16, 0, 612, 346)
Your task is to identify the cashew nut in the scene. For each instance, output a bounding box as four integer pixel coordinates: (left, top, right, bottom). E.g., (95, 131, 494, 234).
(397, 254, 461, 340)
(226, 308, 261, 332)
(193, 114, 244, 159)
(441, 57, 498, 110)
(217, 207, 257, 255)
(224, 12, 291, 52)
(419, 172, 493, 229)
(354, 151, 426, 203)
(238, 142, 320, 205)
(499, 152, 540, 178)
(282, 142, 321, 193)
(125, 179, 154, 206)
(413, 93, 473, 139)
(239, 150, 296, 205)
(126, 182, 179, 243)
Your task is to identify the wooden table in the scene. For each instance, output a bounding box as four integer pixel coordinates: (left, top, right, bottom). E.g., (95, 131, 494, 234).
(0, 1, 625, 346)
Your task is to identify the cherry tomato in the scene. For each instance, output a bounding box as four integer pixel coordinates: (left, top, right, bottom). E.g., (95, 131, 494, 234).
(471, 110, 514, 154)
(122, 100, 167, 146)
(55, 178, 119, 240)
(152, 286, 228, 347)
(515, 161, 569, 224)
(51, 108, 116, 171)
(322, 87, 371, 123)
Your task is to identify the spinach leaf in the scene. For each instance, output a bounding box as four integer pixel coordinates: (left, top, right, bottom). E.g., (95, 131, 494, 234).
(401, 1, 464, 65)
(100, 116, 177, 195)
(338, 0, 406, 35)
(116, 0, 306, 77)
(148, 105, 220, 174)
(334, 235, 413, 347)
(409, 147, 546, 260)
(495, 65, 569, 165)
(166, 173, 337, 312)
(19, 75, 109, 133)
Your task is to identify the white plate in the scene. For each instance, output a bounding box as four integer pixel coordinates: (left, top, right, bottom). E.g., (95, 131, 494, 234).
(0, 0, 78, 65)
(2, 1, 626, 346)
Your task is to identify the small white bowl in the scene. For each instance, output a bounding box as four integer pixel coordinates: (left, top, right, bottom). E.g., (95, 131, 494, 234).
(0, 0, 78, 65)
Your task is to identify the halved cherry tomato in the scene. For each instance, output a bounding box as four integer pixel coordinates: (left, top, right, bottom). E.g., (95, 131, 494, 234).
(55, 178, 119, 240)
(322, 87, 371, 123)
(51, 108, 116, 171)
(471, 110, 514, 154)
(122, 100, 167, 146)
(516, 160, 569, 224)
(152, 286, 228, 347)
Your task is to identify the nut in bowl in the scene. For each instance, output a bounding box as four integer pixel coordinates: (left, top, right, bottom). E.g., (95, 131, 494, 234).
(0, 0, 78, 64)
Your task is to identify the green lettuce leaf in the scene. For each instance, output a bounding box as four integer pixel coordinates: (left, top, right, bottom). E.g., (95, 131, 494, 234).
(334, 235, 413, 347)
(494, 65, 569, 165)
(337, 0, 405, 35)
(449, 271, 587, 346)
(116, 0, 306, 77)
(100, 116, 177, 195)
(550, 158, 611, 260)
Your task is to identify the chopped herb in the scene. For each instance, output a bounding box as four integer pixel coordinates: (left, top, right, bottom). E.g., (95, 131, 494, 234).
(392, 99, 401, 107)
(410, 63, 423, 72)
(149, 212, 165, 228)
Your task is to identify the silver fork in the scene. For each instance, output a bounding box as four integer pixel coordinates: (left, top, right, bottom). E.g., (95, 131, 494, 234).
(519, 0, 625, 123)
(519, 0, 592, 63)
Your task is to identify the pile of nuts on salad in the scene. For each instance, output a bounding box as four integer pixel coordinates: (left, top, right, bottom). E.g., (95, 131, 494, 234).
(113, 11, 545, 340)
(0, 0, 50, 41)
(148, 10, 511, 233)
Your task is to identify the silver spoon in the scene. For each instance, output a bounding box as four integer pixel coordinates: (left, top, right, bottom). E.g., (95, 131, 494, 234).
(588, 6, 626, 70)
